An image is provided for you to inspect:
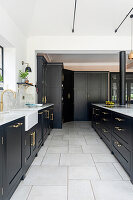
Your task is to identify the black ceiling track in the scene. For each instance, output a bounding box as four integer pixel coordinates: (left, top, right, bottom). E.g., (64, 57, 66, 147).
(115, 8, 133, 33)
(72, 0, 77, 33)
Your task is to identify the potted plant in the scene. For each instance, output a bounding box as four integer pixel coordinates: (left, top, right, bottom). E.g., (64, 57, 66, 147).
(0, 74, 3, 82)
(19, 70, 29, 83)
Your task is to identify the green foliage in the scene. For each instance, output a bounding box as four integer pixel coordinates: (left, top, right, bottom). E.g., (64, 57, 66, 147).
(0, 74, 3, 82)
(19, 70, 29, 79)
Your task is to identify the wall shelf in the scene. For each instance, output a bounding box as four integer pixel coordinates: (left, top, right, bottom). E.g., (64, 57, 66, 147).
(17, 83, 34, 91)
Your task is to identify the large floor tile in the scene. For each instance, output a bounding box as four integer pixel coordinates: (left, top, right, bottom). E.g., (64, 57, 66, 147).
(96, 163, 122, 180)
(60, 153, 94, 166)
(22, 166, 67, 186)
(68, 138, 86, 146)
(69, 166, 100, 180)
(82, 144, 111, 154)
(92, 153, 118, 163)
(68, 180, 94, 200)
(10, 185, 32, 200)
(69, 146, 83, 153)
(32, 156, 44, 166)
(27, 186, 67, 200)
(49, 140, 68, 146)
(113, 163, 130, 180)
(47, 146, 68, 153)
(41, 153, 60, 166)
(91, 180, 133, 200)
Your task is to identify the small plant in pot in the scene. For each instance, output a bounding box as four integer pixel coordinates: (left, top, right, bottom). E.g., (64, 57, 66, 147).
(0, 74, 3, 82)
(19, 70, 29, 83)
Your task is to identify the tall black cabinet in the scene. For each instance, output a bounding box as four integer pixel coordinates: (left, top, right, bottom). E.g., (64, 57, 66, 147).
(37, 56, 63, 129)
(74, 72, 108, 121)
(62, 69, 74, 123)
(46, 63, 63, 128)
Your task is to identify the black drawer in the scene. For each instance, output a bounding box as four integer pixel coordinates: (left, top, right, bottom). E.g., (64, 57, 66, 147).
(112, 136, 131, 173)
(112, 113, 131, 148)
(101, 127, 111, 149)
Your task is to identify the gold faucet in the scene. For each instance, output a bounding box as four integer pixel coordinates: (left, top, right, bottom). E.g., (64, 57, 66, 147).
(0, 89, 16, 112)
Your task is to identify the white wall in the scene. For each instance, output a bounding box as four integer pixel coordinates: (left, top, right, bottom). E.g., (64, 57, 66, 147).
(0, 4, 27, 91)
(27, 35, 131, 103)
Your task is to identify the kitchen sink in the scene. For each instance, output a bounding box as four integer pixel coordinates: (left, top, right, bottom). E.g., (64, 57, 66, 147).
(0, 109, 38, 131)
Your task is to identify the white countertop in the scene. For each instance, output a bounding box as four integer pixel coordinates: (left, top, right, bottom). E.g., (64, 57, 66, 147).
(0, 104, 54, 126)
(93, 104, 133, 118)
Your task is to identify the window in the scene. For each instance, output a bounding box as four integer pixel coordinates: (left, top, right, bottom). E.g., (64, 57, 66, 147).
(0, 46, 3, 82)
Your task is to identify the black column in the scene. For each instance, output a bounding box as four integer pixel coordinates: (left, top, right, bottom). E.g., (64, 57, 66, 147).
(119, 51, 126, 105)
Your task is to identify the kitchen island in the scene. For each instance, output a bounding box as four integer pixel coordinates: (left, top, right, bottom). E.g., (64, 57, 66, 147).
(92, 104, 133, 183)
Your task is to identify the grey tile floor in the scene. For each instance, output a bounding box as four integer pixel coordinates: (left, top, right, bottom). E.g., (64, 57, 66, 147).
(11, 121, 133, 200)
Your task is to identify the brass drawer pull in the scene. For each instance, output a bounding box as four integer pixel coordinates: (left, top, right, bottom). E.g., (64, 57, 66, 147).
(115, 127, 125, 131)
(31, 131, 35, 146)
(102, 112, 109, 115)
(102, 129, 108, 133)
(115, 117, 125, 122)
(44, 110, 50, 119)
(102, 118, 108, 122)
(39, 112, 43, 115)
(96, 122, 100, 125)
(95, 114, 99, 116)
(114, 141, 122, 147)
(95, 109, 100, 111)
(50, 113, 54, 120)
(9, 122, 23, 128)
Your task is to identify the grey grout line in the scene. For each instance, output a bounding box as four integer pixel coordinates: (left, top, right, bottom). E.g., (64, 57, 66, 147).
(90, 153, 102, 180)
(58, 153, 61, 166)
(67, 166, 69, 200)
(112, 162, 125, 180)
(40, 146, 49, 165)
(90, 180, 96, 200)
(26, 185, 33, 200)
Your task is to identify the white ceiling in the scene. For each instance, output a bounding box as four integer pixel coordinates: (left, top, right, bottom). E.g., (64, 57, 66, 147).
(0, 0, 133, 36)
(46, 53, 119, 63)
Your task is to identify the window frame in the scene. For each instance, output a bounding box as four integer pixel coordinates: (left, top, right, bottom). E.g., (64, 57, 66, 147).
(0, 45, 4, 82)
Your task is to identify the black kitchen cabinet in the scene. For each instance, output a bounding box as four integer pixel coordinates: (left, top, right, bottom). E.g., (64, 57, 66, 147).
(74, 72, 88, 121)
(24, 125, 38, 173)
(0, 127, 3, 200)
(37, 56, 47, 104)
(45, 63, 63, 128)
(2, 118, 25, 200)
(74, 72, 108, 121)
(62, 69, 74, 123)
(92, 104, 133, 181)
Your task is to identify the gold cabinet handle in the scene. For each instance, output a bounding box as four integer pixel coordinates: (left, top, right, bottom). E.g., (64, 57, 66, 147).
(44, 96, 47, 103)
(95, 114, 99, 116)
(102, 129, 108, 133)
(31, 131, 35, 146)
(96, 122, 100, 125)
(9, 122, 23, 128)
(115, 117, 125, 122)
(114, 141, 122, 147)
(102, 118, 108, 122)
(115, 127, 125, 131)
(39, 112, 43, 115)
(95, 109, 100, 111)
(50, 113, 54, 120)
(102, 112, 109, 115)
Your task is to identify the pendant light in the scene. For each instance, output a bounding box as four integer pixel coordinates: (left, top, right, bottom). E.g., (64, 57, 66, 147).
(22, 61, 32, 72)
(128, 14, 133, 60)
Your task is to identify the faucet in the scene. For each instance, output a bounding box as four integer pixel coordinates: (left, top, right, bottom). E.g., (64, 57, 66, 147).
(0, 89, 16, 112)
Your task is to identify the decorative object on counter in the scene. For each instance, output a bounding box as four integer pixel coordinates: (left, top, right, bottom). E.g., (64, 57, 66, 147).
(19, 70, 29, 83)
(0, 73, 3, 82)
(25, 103, 43, 108)
(128, 14, 133, 60)
(0, 89, 16, 111)
(105, 101, 114, 105)
(22, 61, 32, 72)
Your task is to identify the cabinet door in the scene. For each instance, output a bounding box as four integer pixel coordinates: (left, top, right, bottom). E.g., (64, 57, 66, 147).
(0, 127, 3, 200)
(25, 131, 32, 163)
(62, 69, 74, 123)
(37, 56, 47, 104)
(46, 64, 62, 128)
(3, 119, 24, 196)
(36, 112, 43, 148)
(74, 72, 88, 121)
